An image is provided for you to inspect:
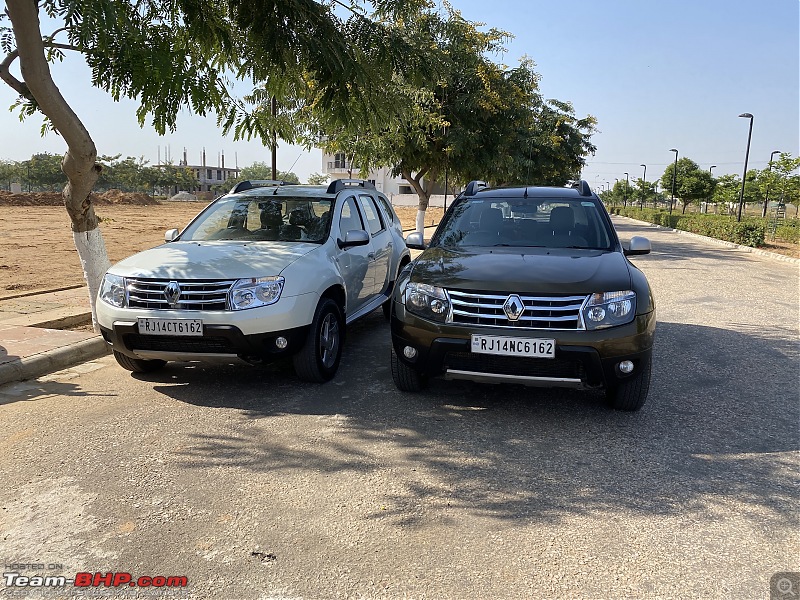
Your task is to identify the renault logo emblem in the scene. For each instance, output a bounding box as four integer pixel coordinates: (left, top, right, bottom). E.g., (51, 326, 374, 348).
(164, 281, 181, 308)
(503, 294, 524, 321)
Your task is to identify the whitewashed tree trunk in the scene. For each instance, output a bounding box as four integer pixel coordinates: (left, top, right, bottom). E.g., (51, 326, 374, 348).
(415, 210, 426, 234)
(6, 0, 112, 331)
(73, 229, 112, 330)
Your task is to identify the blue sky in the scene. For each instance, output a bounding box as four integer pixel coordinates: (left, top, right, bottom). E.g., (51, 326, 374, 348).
(0, 0, 797, 187)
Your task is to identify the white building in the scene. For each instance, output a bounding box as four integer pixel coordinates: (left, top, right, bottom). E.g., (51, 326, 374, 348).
(322, 152, 415, 196)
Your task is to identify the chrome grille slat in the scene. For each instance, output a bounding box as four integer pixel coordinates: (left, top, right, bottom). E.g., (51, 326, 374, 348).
(126, 278, 236, 311)
(448, 289, 587, 330)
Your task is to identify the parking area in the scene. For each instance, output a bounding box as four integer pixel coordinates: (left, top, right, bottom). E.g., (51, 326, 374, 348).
(0, 218, 797, 599)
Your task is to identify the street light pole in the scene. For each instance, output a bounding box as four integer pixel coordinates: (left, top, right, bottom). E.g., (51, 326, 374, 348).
(669, 149, 678, 215)
(639, 164, 646, 209)
(624, 172, 629, 207)
(708, 165, 716, 212)
(736, 113, 754, 222)
(762, 150, 781, 218)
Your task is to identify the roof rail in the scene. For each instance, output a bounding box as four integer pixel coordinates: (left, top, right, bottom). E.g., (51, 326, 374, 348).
(463, 180, 488, 196)
(230, 180, 286, 194)
(326, 179, 376, 194)
(568, 180, 592, 197)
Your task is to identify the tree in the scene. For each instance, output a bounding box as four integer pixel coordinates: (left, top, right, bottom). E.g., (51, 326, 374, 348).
(0, 159, 18, 190)
(766, 153, 800, 216)
(712, 174, 740, 214)
(316, 7, 595, 233)
(659, 157, 714, 214)
(632, 178, 657, 208)
(307, 172, 329, 185)
(22, 153, 65, 191)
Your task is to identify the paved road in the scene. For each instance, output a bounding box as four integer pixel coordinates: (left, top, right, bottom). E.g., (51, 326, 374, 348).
(0, 218, 797, 599)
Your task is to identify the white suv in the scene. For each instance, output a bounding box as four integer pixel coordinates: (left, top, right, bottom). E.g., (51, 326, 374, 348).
(96, 180, 411, 382)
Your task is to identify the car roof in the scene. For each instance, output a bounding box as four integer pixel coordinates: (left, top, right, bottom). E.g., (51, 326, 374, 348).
(468, 185, 597, 200)
(230, 185, 335, 200)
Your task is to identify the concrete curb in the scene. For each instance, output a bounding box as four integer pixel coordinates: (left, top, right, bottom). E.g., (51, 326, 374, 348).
(0, 336, 110, 385)
(616, 216, 800, 264)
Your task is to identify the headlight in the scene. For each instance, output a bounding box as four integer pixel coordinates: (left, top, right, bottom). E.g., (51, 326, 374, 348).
(582, 290, 636, 330)
(99, 273, 126, 308)
(405, 282, 450, 323)
(229, 276, 284, 310)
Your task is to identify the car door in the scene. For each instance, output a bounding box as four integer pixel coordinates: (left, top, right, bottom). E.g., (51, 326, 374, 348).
(357, 193, 393, 296)
(335, 195, 374, 314)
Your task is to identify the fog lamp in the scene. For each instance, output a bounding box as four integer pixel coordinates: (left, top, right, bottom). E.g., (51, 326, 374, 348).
(275, 336, 288, 349)
(403, 346, 418, 359)
(618, 360, 634, 374)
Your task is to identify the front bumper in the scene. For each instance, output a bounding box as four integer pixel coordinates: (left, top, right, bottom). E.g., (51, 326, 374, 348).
(100, 321, 310, 363)
(96, 292, 319, 363)
(390, 303, 655, 389)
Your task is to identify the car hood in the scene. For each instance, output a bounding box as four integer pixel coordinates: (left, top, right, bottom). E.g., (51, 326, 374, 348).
(108, 241, 318, 279)
(410, 247, 632, 294)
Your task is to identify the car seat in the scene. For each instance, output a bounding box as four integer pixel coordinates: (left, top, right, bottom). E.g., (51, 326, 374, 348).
(548, 206, 588, 247)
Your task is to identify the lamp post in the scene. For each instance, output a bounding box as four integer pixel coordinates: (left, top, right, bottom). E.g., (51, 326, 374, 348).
(708, 165, 716, 212)
(669, 149, 678, 215)
(762, 150, 781, 218)
(639, 164, 646, 209)
(623, 172, 629, 207)
(736, 113, 754, 222)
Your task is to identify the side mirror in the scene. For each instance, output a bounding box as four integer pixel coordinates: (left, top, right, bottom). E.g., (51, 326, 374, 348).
(624, 236, 651, 256)
(165, 228, 179, 242)
(405, 232, 426, 250)
(338, 229, 370, 249)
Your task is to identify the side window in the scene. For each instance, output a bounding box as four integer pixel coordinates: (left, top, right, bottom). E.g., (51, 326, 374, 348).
(376, 195, 396, 224)
(339, 197, 364, 234)
(358, 195, 385, 236)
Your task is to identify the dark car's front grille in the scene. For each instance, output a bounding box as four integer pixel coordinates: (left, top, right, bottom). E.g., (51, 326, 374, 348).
(444, 352, 584, 379)
(448, 290, 586, 330)
(125, 334, 234, 354)
(126, 278, 236, 311)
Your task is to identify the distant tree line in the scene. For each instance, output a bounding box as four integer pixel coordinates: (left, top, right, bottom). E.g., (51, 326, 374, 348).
(599, 153, 799, 217)
(0, 153, 329, 196)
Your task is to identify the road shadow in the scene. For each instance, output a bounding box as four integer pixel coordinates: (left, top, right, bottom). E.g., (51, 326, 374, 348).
(143, 311, 798, 529)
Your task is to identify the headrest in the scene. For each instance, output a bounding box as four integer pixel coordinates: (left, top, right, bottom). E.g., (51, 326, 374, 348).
(550, 206, 574, 232)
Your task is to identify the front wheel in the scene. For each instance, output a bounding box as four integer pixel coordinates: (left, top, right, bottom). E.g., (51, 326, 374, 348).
(293, 298, 343, 382)
(390, 344, 427, 392)
(606, 356, 651, 411)
(113, 350, 166, 373)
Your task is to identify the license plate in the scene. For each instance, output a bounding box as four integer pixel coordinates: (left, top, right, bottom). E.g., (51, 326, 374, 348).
(137, 318, 203, 336)
(471, 334, 555, 358)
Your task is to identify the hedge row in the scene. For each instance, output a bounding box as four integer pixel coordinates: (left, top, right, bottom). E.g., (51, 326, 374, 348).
(609, 207, 767, 247)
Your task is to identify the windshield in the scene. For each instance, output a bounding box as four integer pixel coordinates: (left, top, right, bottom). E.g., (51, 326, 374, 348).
(431, 196, 614, 250)
(179, 195, 333, 243)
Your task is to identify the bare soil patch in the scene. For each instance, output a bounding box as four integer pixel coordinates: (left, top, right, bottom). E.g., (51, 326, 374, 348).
(0, 197, 443, 298)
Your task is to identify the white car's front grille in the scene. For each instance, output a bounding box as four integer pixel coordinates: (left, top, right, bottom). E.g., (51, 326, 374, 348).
(448, 289, 586, 330)
(126, 278, 236, 311)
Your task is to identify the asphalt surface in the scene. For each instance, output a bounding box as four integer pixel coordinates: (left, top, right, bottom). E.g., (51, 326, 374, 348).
(0, 218, 797, 600)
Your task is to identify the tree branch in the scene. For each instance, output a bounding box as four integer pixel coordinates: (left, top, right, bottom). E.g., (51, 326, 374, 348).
(0, 49, 32, 100)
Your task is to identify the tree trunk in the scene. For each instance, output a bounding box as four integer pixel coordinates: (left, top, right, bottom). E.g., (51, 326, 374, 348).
(6, 0, 111, 330)
(402, 168, 436, 235)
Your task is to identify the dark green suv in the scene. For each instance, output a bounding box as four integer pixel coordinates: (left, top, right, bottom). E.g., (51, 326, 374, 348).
(389, 180, 656, 410)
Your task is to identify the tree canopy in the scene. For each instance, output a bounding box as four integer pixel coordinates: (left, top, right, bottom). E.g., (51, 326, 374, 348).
(312, 6, 596, 227)
(659, 157, 715, 214)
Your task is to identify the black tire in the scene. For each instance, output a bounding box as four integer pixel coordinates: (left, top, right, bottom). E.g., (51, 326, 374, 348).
(606, 356, 651, 411)
(390, 344, 427, 392)
(293, 298, 343, 382)
(113, 350, 166, 373)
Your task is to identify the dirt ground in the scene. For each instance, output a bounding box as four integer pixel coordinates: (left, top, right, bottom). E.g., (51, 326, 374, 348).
(0, 194, 444, 298)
